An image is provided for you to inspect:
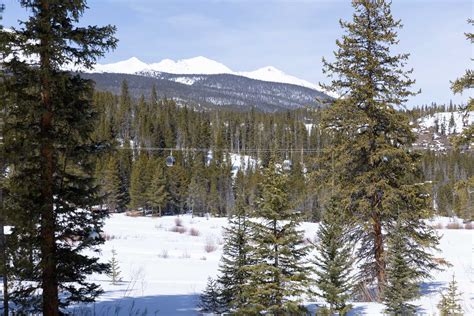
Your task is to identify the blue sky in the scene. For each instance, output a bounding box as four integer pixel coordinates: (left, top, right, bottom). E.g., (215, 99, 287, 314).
(2, 0, 472, 106)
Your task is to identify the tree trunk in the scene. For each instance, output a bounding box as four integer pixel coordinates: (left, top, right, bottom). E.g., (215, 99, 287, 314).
(39, 1, 59, 314)
(373, 214, 385, 301)
(273, 219, 281, 308)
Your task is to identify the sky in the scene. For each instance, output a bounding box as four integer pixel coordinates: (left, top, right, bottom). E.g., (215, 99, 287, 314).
(1, 0, 472, 107)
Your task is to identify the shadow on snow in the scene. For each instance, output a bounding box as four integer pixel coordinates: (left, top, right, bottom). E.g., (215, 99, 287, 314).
(70, 294, 199, 316)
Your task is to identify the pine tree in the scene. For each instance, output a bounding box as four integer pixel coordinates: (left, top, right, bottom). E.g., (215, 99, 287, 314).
(129, 154, 149, 211)
(117, 141, 132, 211)
(117, 80, 133, 142)
(314, 199, 353, 315)
(108, 249, 122, 285)
(383, 223, 420, 315)
(320, 0, 440, 299)
(199, 277, 224, 314)
(438, 275, 464, 316)
(241, 160, 311, 315)
(0, 1, 116, 313)
(102, 155, 121, 212)
(218, 186, 253, 311)
(147, 161, 169, 216)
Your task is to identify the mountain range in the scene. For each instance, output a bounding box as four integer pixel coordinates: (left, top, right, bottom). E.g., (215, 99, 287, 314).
(81, 56, 332, 112)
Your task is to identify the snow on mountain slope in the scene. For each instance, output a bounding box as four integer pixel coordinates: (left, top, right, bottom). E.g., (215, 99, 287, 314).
(238, 66, 320, 90)
(411, 111, 473, 151)
(94, 57, 149, 74)
(92, 56, 328, 93)
(149, 56, 233, 75)
(417, 111, 474, 135)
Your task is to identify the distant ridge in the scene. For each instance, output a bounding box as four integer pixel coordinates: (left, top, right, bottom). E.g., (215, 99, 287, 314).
(90, 56, 326, 92)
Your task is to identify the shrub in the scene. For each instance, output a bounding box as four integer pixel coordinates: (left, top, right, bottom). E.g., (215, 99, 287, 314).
(431, 223, 444, 230)
(170, 226, 187, 234)
(158, 249, 169, 259)
(189, 227, 200, 236)
(446, 222, 462, 229)
(204, 238, 217, 253)
(180, 250, 191, 259)
(126, 210, 143, 217)
(101, 232, 115, 241)
(464, 222, 473, 230)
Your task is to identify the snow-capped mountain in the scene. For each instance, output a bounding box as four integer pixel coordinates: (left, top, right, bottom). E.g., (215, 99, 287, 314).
(91, 56, 322, 91)
(238, 66, 320, 90)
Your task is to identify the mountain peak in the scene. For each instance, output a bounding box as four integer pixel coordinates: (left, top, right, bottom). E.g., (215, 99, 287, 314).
(93, 56, 324, 92)
(258, 66, 280, 72)
(94, 56, 149, 74)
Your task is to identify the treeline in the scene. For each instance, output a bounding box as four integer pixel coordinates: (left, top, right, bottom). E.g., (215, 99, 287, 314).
(92, 83, 473, 220)
(92, 81, 329, 219)
(405, 101, 467, 121)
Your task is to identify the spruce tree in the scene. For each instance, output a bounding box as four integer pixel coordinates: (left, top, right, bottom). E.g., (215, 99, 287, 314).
(218, 185, 253, 311)
(0, 1, 116, 313)
(108, 249, 122, 285)
(129, 153, 149, 211)
(383, 223, 420, 315)
(199, 277, 224, 314)
(314, 199, 353, 315)
(147, 161, 169, 216)
(102, 155, 121, 212)
(438, 275, 464, 316)
(320, 0, 440, 299)
(241, 160, 311, 315)
(117, 141, 132, 211)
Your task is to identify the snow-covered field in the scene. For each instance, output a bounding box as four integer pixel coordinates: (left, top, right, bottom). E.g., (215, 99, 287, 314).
(73, 214, 473, 315)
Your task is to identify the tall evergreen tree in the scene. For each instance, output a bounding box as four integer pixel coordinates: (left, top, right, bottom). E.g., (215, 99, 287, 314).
(117, 80, 133, 142)
(147, 161, 169, 216)
(117, 141, 132, 211)
(129, 153, 149, 211)
(0, 1, 116, 313)
(314, 199, 354, 315)
(101, 155, 121, 212)
(218, 182, 253, 311)
(320, 0, 439, 299)
(241, 160, 311, 315)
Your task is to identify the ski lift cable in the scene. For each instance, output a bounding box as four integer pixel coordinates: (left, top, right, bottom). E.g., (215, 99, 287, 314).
(114, 146, 474, 153)
(115, 147, 326, 153)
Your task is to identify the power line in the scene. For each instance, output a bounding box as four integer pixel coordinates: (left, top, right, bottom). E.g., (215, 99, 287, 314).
(115, 147, 326, 153)
(115, 146, 474, 154)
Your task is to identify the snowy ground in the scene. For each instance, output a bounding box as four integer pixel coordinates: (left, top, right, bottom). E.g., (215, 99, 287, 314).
(72, 214, 473, 315)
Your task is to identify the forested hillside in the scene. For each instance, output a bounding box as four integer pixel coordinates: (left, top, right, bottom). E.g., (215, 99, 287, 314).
(92, 83, 473, 221)
(82, 70, 331, 112)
